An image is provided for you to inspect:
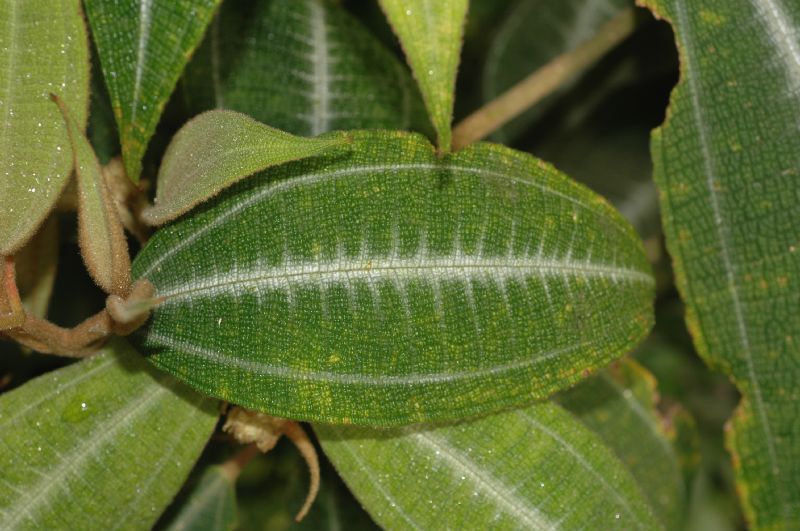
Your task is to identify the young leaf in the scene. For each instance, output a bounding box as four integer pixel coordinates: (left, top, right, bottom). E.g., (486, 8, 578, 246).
(142, 110, 351, 226)
(182, 0, 427, 137)
(53, 95, 131, 296)
(131, 130, 654, 426)
(0, 0, 89, 254)
(0, 339, 219, 530)
(482, 0, 630, 142)
(316, 402, 660, 529)
(378, 0, 468, 152)
(162, 466, 237, 531)
(557, 360, 686, 529)
(83, 0, 221, 183)
(639, 0, 800, 527)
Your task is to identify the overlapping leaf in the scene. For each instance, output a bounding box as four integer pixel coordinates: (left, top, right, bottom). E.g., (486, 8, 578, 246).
(317, 402, 660, 530)
(142, 110, 351, 225)
(557, 359, 686, 529)
(182, 0, 426, 137)
(0, 0, 89, 254)
(379, 0, 468, 151)
(639, 0, 800, 527)
(84, 0, 221, 182)
(0, 340, 219, 530)
(132, 130, 654, 426)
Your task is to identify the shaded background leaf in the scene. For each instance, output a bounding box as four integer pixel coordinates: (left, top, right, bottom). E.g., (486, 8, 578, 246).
(640, 0, 800, 527)
(0, 339, 219, 530)
(84, 0, 221, 182)
(0, 0, 89, 254)
(317, 402, 660, 530)
(132, 131, 654, 425)
(161, 465, 237, 531)
(182, 0, 427, 137)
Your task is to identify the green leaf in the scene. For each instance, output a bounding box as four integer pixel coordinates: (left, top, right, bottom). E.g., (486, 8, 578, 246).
(131, 130, 654, 426)
(0, 0, 89, 254)
(142, 110, 351, 226)
(53, 95, 131, 295)
(557, 360, 686, 529)
(182, 0, 426, 137)
(16, 216, 59, 319)
(639, 0, 800, 527)
(0, 339, 219, 530)
(84, 0, 221, 183)
(162, 466, 237, 531)
(316, 402, 661, 529)
(378, 0, 468, 152)
(483, 0, 631, 143)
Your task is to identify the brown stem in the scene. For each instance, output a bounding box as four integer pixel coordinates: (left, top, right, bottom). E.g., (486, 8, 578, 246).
(451, 8, 636, 150)
(0, 257, 25, 330)
(103, 157, 152, 245)
(283, 421, 321, 522)
(220, 444, 260, 482)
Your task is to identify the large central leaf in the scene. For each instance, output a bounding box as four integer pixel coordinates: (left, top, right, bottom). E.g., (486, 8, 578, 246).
(132, 131, 654, 426)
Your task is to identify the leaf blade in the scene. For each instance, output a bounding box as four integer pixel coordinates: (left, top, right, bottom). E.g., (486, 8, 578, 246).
(316, 402, 661, 530)
(0, 339, 219, 530)
(639, 0, 800, 527)
(0, 0, 89, 254)
(378, 0, 468, 151)
(132, 130, 654, 426)
(142, 110, 351, 225)
(182, 0, 426, 137)
(84, 0, 221, 182)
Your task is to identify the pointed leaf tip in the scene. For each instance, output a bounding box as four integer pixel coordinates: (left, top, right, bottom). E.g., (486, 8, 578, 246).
(379, 0, 468, 152)
(142, 110, 352, 226)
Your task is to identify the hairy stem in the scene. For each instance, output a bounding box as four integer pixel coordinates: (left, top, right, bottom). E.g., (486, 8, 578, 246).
(451, 8, 636, 150)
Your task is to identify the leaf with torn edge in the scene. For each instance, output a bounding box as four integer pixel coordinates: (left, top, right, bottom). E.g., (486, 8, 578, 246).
(53, 94, 131, 296)
(0, 339, 219, 530)
(131, 130, 654, 426)
(0, 0, 89, 254)
(316, 401, 661, 529)
(639, 0, 800, 527)
(142, 110, 351, 226)
(379, 0, 468, 152)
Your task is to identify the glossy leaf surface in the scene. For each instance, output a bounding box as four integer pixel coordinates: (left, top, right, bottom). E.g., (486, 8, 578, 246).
(640, 0, 800, 527)
(483, 0, 630, 142)
(317, 402, 660, 530)
(162, 466, 237, 531)
(379, 0, 468, 151)
(0, 340, 219, 530)
(54, 95, 131, 295)
(132, 131, 654, 426)
(143, 110, 351, 225)
(0, 0, 89, 254)
(558, 360, 686, 529)
(182, 0, 424, 137)
(84, 0, 220, 182)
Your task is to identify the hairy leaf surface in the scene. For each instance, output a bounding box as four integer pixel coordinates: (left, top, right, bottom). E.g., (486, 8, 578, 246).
(0, 340, 218, 530)
(316, 402, 660, 530)
(379, 0, 468, 151)
(183, 0, 425, 137)
(84, 0, 220, 182)
(640, 0, 800, 527)
(143, 110, 351, 225)
(0, 0, 89, 254)
(132, 131, 653, 426)
(558, 360, 686, 529)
